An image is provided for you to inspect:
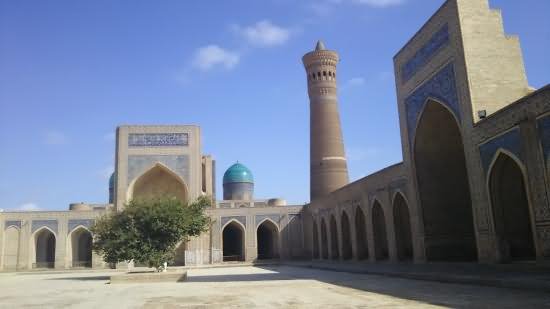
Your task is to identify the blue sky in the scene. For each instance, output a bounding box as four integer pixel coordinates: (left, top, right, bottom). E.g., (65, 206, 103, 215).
(1, 0, 549, 211)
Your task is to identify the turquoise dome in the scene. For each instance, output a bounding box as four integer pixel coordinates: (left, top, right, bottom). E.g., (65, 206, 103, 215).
(223, 163, 254, 184)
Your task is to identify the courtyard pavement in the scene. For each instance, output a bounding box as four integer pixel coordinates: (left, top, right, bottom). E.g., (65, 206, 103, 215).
(1, 265, 549, 308)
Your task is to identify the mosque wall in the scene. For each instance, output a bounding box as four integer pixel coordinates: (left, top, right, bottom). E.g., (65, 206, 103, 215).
(0, 207, 109, 271)
(305, 0, 550, 265)
(304, 164, 409, 262)
(1, 0, 549, 272)
(115, 125, 202, 210)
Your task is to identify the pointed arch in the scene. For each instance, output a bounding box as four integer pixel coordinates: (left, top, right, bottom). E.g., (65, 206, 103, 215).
(127, 162, 189, 202)
(32, 227, 56, 269)
(68, 226, 92, 268)
(2, 226, 20, 270)
(256, 219, 279, 260)
(222, 220, 245, 261)
(330, 215, 339, 260)
(320, 218, 329, 259)
(312, 220, 320, 259)
(487, 150, 536, 261)
(392, 192, 413, 261)
(354, 206, 368, 260)
(341, 210, 352, 260)
(413, 99, 477, 261)
(372, 201, 389, 261)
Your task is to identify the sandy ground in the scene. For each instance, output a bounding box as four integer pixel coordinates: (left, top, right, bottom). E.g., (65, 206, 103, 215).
(0, 265, 549, 308)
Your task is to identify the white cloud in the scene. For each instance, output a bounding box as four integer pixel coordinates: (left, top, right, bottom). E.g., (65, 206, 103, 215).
(43, 131, 68, 145)
(310, 0, 405, 14)
(18, 203, 41, 211)
(352, 0, 405, 7)
(192, 45, 240, 71)
(235, 20, 291, 47)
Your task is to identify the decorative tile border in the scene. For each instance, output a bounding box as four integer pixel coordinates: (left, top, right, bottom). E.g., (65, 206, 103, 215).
(127, 155, 190, 189)
(5, 220, 21, 229)
(128, 133, 188, 147)
(255, 214, 281, 227)
(31, 220, 58, 234)
(68, 219, 95, 233)
(287, 214, 301, 223)
(221, 216, 246, 228)
(538, 115, 550, 164)
(405, 62, 460, 146)
(401, 24, 449, 83)
(479, 128, 523, 173)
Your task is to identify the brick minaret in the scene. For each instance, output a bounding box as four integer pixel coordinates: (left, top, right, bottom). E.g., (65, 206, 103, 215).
(303, 41, 349, 201)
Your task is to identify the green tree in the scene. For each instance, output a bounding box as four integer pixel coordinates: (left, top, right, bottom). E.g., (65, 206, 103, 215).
(92, 196, 211, 270)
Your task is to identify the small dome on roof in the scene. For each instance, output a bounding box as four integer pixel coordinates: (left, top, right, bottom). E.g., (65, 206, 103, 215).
(223, 163, 254, 184)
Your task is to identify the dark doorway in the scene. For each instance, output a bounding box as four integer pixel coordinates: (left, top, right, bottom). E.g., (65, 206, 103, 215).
(341, 212, 352, 260)
(257, 220, 279, 260)
(330, 215, 340, 260)
(223, 221, 245, 261)
(372, 202, 389, 261)
(414, 100, 477, 261)
(489, 153, 536, 262)
(355, 206, 369, 260)
(393, 194, 413, 261)
(313, 221, 320, 259)
(71, 228, 92, 268)
(35, 229, 56, 268)
(321, 219, 329, 259)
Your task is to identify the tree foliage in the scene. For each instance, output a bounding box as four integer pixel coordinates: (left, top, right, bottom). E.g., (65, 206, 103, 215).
(92, 196, 211, 270)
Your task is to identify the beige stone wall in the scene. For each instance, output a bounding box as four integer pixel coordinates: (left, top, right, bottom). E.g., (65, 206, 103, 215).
(0, 202, 306, 270)
(115, 125, 203, 210)
(456, 0, 530, 119)
(0, 208, 108, 271)
(472, 87, 550, 261)
(206, 205, 305, 263)
(304, 164, 410, 262)
(306, 0, 549, 265)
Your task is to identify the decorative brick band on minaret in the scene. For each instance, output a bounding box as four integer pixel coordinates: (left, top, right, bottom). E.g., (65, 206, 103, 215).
(303, 41, 349, 201)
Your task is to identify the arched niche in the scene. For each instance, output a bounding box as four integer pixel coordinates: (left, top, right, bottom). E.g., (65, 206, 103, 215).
(256, 219, 279, 260)
(312, 220, 320, 259)
(320, 219, 329, 259)
(488, 151, 536, 262)
(393, 193, 413, 261)
(2, 226, 20, 270)
(341, 211, 352, 260)
(128, 163, 189, 203)
(330, 215, 339, 260)
(354, 206, 368, 260)
(69, 227, 92, 268)
(414, 99, 477, 261)
(222, 220, 245, 262)
(34, 228, 56, 269)
(372, 201, 389, 261)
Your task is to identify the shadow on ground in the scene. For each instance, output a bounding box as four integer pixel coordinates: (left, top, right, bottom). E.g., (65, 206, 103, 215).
(47, 275, 111, 281)
(191, 265, 550, 308)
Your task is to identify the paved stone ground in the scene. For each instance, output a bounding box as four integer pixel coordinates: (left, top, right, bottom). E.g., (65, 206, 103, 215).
(0, 265, 549, 308)
(298, 260, 550, 292)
